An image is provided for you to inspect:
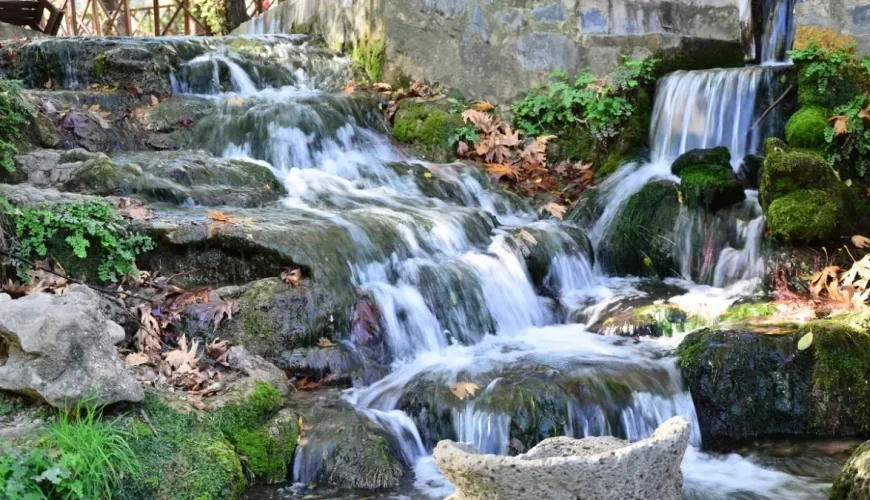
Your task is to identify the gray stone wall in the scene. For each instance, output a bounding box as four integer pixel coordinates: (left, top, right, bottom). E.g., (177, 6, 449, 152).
(383, 0, 741, 101)
(234, 0, 744, 102)
(796, 0, 870, 55)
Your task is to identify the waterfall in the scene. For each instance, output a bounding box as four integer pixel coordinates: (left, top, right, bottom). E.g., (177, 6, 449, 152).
(761, 0, 797, 64)
(52, 21, 822, 499)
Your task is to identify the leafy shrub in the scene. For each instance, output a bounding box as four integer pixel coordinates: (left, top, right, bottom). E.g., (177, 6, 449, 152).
(0, 403, 139, 499)
(0, 200, 153, 282)
(512, 56, 658, 139)
(0, 79, 35, 173)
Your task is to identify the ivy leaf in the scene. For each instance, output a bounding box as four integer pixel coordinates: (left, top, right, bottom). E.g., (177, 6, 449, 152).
(797, 331, 814, 351)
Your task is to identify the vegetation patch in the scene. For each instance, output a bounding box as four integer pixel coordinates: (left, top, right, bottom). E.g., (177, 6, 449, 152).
(785, 105, 829, 151)
(0, 80, 35, 174)
(767, 189, 848, 244)
(352, 37, 386, 83)
(0, 200, 154, 283)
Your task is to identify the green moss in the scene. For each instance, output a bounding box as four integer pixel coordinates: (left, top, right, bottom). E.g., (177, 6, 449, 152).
(760, 149, 839, 208)
(63, 157, 118, 195)
(679, 164, 746, 211)
(233, 429, 286, 480)
(95, 51, 107, 77)
(118, 395, 247, 500)
(719, 302, 778, 321)
(767, 189, 848, 244)
(785, 106, 830, 151)
(808, 322, 870, 435)
(671, 147, 731, 176)
(351, 37, 386, 82)
(598, 180, 681, 277)
(797, 64, 862, 110)
(392, 100, 463, 162)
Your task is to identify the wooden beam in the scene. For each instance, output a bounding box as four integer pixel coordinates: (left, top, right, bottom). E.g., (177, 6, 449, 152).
(152, 0, 159, 35)
(123, 0, 131, 35)
(160, 4, 181, 35)
(90, 0, 100, 35)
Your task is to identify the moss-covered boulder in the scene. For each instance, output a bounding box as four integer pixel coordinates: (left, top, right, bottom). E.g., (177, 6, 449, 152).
(831, 441, 870, 499)
(599, 304, 688, 338)
(785, 106, 829, 151)
(678, 322, 870, 447)
(392, 98, 463, 162)
(291, 389, 404, 489)
(767, 189, 850, 244)
(116, 151, 285, 208)
(62, 155, 119, 195)
(598, 180, 681, 278)
(516, 224, 594, 295)
(119, 394, 248, 500)
(565, 188, 604, 228)
(679, 165, 746, 212)
(759, 142, 839, 208)
(670, 147, 731, 176)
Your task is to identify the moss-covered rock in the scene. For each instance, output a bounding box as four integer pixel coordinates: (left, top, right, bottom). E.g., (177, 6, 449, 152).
(671, 147, 731, 177)
(797, 64, 862, 111)
(392, 98, 463, 162)
(62, 156, 118, 195)
(678, 321, 870, 447)
(600, 304, 688, 338)
(767, 189, 849, 244)
(291, 389, 404, 489)
(831, 441, 870, 499)
(785, 106, 830, 151)
(598, 180, 681, 278)
(119, 394, 247, 500)
(565, 187, 604, 228)
(679, 164, 746, 212)
(759, 144, 839, 208)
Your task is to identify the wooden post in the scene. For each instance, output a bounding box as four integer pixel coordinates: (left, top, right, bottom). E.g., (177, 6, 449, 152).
(152, 0, 159, 35)
(255, 0, 263, 15)
(183, 0, 190, 35)
(68, 0, 77, 35)
(123, 0, 132, 35)
(90, 0, 101, 35)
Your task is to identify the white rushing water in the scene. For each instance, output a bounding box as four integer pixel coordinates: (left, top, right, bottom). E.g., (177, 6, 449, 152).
(156, 7, 823, 496)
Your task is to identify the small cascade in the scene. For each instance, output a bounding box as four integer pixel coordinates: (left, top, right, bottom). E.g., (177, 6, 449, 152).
(650, 67, 772, 165)
(761, 0, 797, 64)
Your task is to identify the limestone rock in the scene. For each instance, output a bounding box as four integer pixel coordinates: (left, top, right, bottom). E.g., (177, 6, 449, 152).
(434, 416, 691, 500)
(0, 286, 143, 408)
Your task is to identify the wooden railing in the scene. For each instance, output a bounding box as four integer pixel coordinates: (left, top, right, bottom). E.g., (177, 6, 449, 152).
(50, 0, 274, 36)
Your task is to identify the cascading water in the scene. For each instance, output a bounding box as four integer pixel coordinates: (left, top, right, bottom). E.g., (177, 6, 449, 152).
(112, 5, 830, 496)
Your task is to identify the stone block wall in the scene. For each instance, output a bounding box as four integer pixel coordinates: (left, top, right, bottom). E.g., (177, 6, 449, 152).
(234, 0, 745, 102)
(795, 0, 870, 55)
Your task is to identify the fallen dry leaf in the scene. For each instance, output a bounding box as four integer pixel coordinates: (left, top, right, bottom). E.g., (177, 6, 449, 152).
(317, 338, 335, 348)
(449, 382, 480, 400)
(473, 101, 495, 112)
(539, 202, 567, 220)
(125, 352, 152, 367)
(208, 211, 232, 223)
(830, 115, 849, 136)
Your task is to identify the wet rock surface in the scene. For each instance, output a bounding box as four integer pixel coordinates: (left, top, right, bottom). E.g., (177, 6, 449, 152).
(434, 416, 691, 500)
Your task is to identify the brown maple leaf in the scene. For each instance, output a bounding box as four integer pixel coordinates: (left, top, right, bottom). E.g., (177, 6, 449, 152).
(830, 115, 849, 136)
(281, 268, 303, 286)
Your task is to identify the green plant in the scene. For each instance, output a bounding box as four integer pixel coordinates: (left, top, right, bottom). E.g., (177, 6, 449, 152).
(448, 125, 479, 147)
(191, 0, 226, 34)
(0, 79, 35, 173)
(0, 200, 154, 282)
(826, 95, 870, 177)
(512, 56, 658, 139)
(789, 41, 855, 96)
(0, 403, 139, 500)
(352, 38, 386, 83)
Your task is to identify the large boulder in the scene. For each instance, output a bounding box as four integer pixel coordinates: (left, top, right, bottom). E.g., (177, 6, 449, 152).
(832, 441, 870, 499)
(434, 416, 691, 500)
(0, 286, 143, 408)
(671, 147, 731, 176)
(598, 180, 681, 278)
(116, 150, 285, 207)
(678, 321, 870, 446)
(678, 164, 746, 212)
(767, 189, 849, 244)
